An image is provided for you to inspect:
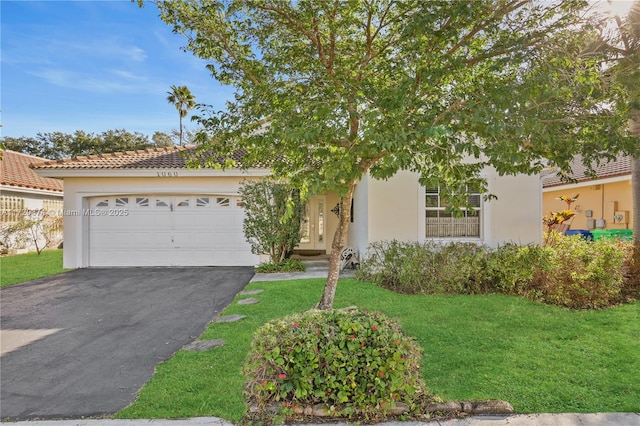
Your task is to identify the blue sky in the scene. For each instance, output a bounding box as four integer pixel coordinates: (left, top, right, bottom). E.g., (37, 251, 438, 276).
(2, 1, 634, 141)
(1, 0, 232, 140)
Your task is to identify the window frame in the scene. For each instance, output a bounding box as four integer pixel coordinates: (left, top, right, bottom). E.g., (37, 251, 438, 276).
(424, 186, 483, 239)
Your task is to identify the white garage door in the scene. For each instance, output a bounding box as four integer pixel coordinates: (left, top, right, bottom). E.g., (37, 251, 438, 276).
(88, 195, 257, 266)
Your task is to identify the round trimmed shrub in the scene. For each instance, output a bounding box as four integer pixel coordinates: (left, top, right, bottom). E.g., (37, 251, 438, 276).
(243, 309, 431, 421)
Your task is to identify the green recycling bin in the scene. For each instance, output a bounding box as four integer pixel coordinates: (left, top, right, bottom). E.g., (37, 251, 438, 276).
(590, 229, 633, 241)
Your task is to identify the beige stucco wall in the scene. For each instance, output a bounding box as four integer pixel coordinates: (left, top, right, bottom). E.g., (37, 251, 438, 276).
(348, 168, 543, 257)
(57, 167, 546, 268)
(347, 178, 370, 255)
(1, 187, 63, 210)
(342, 171, 423, 257)
(367, 170, 421, 243)
(485, 170, 543, 247)
(543, 177, 633, 231)
(0, 187, 64, 253)
(60, 175, 262, 269)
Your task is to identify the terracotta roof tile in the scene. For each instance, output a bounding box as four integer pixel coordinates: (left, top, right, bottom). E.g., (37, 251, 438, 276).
(30, 146, 191, 169)
(29, 146, 252, 170)
(543, 154, 632, 188)
(0, 150, 64, 193)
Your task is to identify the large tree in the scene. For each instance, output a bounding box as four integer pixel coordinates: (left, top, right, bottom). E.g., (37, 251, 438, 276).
(166, 84, 196, 146)
(152, 131, 175, 148)
(2, 132, 71, 159)
(597, 0, 640, 248)
(150, 0, 638, 309)
(2, 129, 157, 159)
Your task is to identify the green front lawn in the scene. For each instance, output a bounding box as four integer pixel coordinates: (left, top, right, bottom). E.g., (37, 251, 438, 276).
(0, 249, 67, 287)
(117, 278, 640, 421)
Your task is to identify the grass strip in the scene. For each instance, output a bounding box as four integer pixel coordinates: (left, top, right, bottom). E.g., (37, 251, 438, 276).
(117, 278, 640, 420)
(0, 249, 67, 287)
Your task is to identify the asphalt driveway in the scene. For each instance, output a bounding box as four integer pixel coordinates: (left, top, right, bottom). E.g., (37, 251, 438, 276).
(0, 267, 254, 420)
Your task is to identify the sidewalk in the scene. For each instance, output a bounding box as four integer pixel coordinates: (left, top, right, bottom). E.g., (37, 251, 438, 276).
(250, 255, 354, 283)
(3, 413, 639, 425)
(250, 266, 355, 282)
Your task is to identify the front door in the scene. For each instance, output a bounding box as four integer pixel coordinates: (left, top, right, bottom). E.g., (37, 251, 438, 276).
(297, 195, 326, 251)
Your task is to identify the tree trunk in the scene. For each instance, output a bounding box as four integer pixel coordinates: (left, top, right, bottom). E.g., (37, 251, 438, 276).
(632, 157, 640, 247)
(317, 183, 354, 310)
(630, 109, 640, 252)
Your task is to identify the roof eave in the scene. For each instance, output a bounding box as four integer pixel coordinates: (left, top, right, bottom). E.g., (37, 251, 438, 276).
(0, 184, 64, 197)
(32, 167, 272, 179)
(542, 173, 631, 191)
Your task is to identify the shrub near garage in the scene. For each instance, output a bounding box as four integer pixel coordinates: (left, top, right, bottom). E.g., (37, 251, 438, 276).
(255, 258, 305, 273)
(243, 309, 432, 422)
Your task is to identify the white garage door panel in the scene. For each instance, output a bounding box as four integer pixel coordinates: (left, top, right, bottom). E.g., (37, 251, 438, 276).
(88, 195, 257, 267)
(90, 249, 175, 267)
(153, 215, 172, 227)
(182, 233, 215, 247)
(173, 231, 212, 247)
(130, 213, 162, 228)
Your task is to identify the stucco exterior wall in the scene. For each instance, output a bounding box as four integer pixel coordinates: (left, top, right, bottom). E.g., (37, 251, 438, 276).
(485, 170, 543, 247)
(367, 170, 421, 244)
(57, 167, 546, 268)
(1, 187, 63, 208)
(347, 178, 370, 256)
(60, 175, 260, 269)
(543, 177, 633, 231)
(344, 171, 422, 258)
(1, 187, 64, 253)
(351, 168, 542, 256)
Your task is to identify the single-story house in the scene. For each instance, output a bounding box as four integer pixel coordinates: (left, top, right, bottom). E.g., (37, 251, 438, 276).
(1, 150, 64, 252)
(31, 147, 543, 268)
(542, 154, 633, 232)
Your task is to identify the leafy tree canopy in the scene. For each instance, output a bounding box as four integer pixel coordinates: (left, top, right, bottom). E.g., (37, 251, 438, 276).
(158, 0, 637, 197)
(147, 0, 640, 308)
(152, 131, 176, 148)
(2, 129, 164, 159)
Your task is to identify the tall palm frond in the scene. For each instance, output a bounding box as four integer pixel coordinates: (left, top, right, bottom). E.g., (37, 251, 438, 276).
(166, 85, 196, 146)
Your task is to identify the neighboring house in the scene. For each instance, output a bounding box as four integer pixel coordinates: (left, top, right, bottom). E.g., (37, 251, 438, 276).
(542, 154, 633, 232)
(0, 150, 64, 252)
(32, 146, 542, 268)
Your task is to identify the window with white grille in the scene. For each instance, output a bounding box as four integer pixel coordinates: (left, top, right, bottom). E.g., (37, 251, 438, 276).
(196, 197, 210, 207)
(43, 199, 63, 215)
(425, 187, 481, 238)
(0, 196, 25, 223)
(216, 197, 230, 207)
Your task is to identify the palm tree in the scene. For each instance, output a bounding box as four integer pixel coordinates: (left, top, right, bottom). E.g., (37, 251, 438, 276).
(166, 85, 196, 146)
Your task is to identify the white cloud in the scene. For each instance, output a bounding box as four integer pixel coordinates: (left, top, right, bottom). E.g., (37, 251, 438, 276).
(29, 68, 152, 94)
(49, 38, 148, 63)
(109, 69, 146, 81)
